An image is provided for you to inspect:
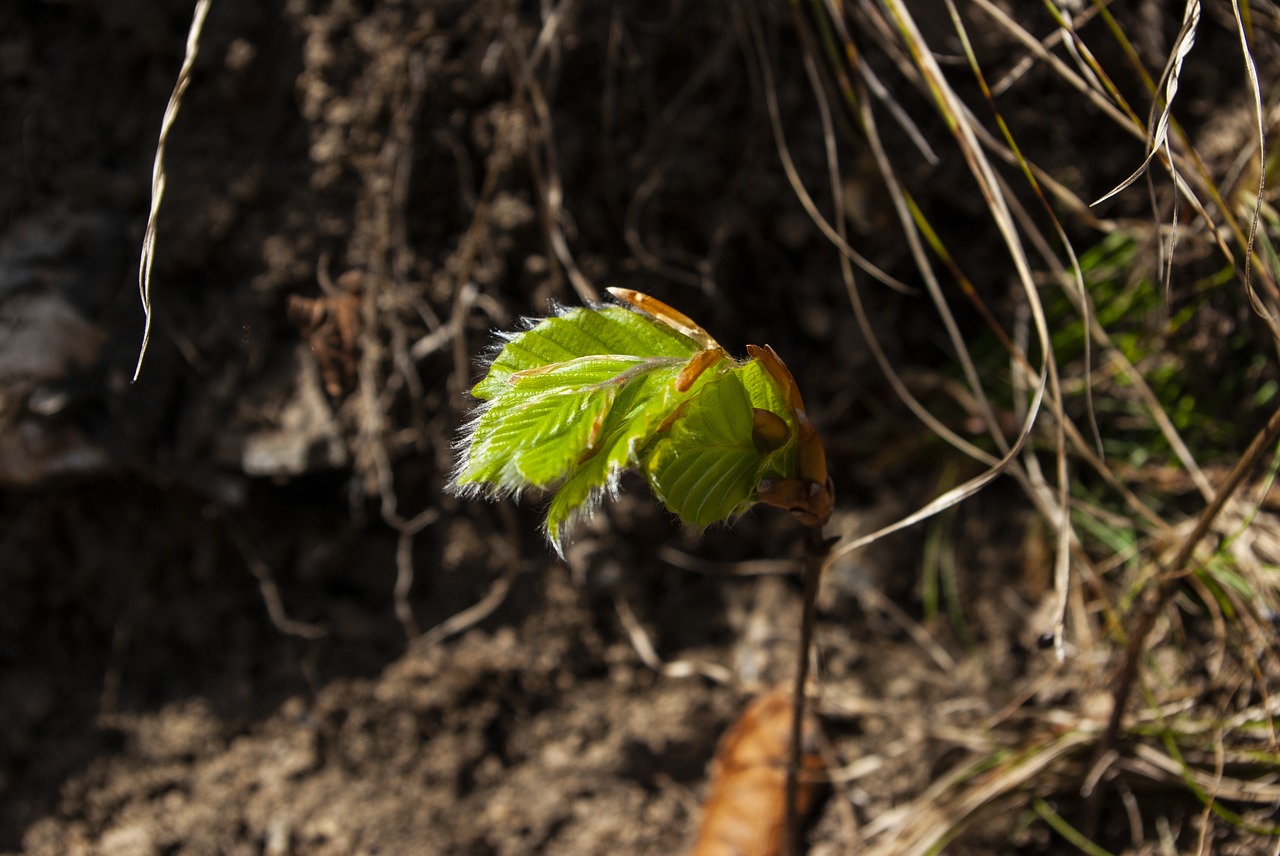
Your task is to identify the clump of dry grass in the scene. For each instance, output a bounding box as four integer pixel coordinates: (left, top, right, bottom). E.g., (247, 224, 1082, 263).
(774, 0, 1280, 851)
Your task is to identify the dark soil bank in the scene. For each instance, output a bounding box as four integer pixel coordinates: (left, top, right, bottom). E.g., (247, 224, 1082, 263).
(3, 2, 1276, 854)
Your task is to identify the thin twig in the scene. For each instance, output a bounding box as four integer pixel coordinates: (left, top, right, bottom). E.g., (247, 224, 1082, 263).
(503, 11, 598, 305)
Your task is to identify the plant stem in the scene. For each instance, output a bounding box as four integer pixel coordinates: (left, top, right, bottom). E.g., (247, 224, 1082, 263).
(785, 524, 831, 856)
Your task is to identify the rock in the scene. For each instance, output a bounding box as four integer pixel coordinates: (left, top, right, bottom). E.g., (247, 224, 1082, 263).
(0, 206, 122, 485)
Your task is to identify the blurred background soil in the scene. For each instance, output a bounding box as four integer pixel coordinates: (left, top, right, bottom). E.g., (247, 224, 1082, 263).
(2, 1, 1277, 854)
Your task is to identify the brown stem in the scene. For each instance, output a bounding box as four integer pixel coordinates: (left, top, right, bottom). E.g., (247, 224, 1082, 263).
(785, 525, 831, 856)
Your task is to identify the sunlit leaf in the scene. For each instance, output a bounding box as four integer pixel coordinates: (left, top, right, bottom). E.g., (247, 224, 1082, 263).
(545, 360, 704, 545)
(644, 359, 796, 526)
(451, 293, 824, 553)
(472, 306, 698, 398)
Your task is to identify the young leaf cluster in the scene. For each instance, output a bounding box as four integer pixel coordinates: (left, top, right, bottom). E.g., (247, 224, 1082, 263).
(451, 291, 823, 553)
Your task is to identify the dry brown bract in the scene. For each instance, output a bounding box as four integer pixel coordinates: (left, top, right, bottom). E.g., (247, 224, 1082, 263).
(690, 686, 825, 856)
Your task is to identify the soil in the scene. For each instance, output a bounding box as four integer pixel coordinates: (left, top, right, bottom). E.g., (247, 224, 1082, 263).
(2, 2, 1276, 855)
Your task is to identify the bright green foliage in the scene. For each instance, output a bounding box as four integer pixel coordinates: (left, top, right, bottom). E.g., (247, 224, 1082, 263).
(451, 300, 800, 552)
(645, 360, 796, 526)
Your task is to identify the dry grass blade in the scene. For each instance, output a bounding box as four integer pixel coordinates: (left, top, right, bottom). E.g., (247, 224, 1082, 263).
(1229, 0, 1273, 339)
(974, 0, 1248, 284)
(1085, 0, 1278, 303)
(811, 0, 939, 165)
(772, 2, 1065, 580)
(1091, 0, 1200, 206)
(821, 418, 1039, 568)
(885, 0, 1056, 464)
(776, 18, 1013, 469)
(813, 0, 1075, 617)
(945, 0, 1091, 657)
(970, 0, 1144, 140)
(947, 2, 1102, 459)
(1129, 742, 1280, 805)
(133, 0, 213, 381)
(859, 730, 1096, 855)
(748, 5, 911, 295)
(990, 3, 1102, 97)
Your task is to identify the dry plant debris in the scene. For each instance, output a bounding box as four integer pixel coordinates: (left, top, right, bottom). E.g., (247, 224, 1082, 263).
(690, 686, 825, 856)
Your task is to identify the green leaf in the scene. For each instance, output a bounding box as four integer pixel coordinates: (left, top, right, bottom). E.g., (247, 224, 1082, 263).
(542, 354, 734, 545)
(450, 295, 815, 553)
(460, 355, 680, 490)
(642, 359, 796, 526)
(472, 306, 699, 399)
(543, 362, 685, 542)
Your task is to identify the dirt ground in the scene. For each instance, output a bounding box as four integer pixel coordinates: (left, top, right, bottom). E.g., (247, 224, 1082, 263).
(3, 1, 1278, 854)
